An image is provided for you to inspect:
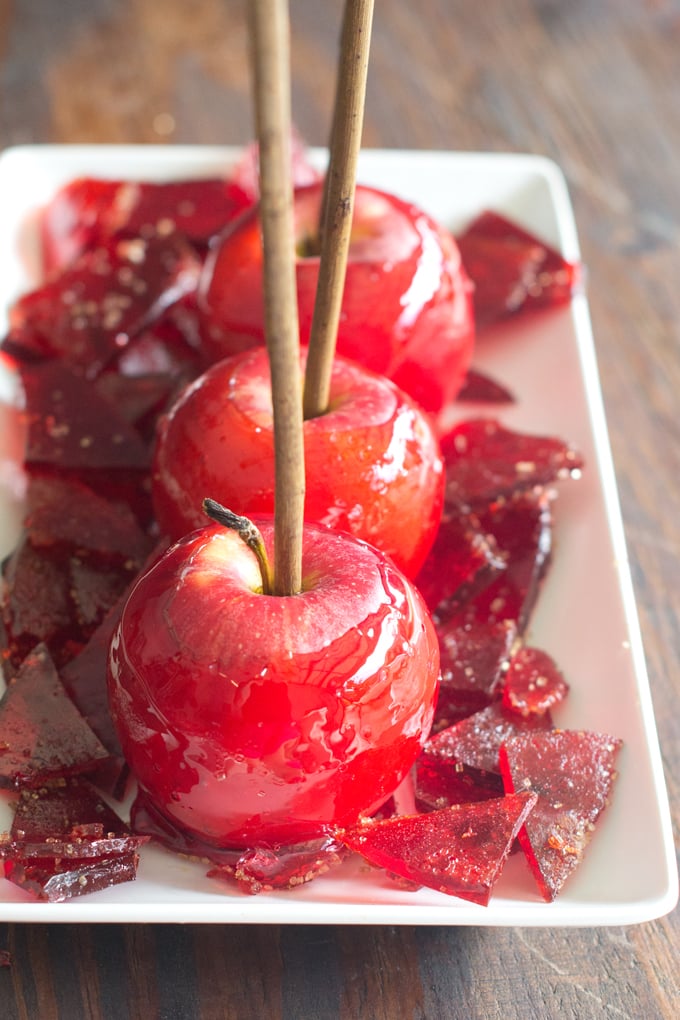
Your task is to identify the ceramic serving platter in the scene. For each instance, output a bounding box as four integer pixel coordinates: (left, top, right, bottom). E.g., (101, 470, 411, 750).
(0, 145, 676, 924)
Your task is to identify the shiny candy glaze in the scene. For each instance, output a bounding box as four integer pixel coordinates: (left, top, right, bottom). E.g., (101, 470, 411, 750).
(199, 182, 475, 413)
(107, 521, 440, 848)
(151, 347, 445, 578)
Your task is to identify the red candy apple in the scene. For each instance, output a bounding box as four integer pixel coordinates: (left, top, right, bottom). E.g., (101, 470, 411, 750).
(198, 182, 475, 413)
(107, 512, 440, 849)
(151, 347, 445, 578)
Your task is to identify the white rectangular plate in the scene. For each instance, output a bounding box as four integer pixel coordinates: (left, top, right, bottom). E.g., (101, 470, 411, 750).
(0, 145, 676, 925)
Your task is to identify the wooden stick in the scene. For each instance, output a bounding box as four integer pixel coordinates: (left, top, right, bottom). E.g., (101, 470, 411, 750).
(302, 0, 374, 420)
(248, 0, 304, 596)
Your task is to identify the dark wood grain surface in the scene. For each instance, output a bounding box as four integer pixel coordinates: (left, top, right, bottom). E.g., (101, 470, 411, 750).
(0, 1, 678, 1017)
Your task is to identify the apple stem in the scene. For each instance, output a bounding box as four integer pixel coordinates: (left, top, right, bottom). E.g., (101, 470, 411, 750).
(248, 0, 305, 596)
(303, 0, 374, 420)
(203, 499, 274, 596)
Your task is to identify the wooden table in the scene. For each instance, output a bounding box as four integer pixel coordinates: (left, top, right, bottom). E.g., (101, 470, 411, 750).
(0, 1, 678, 1016)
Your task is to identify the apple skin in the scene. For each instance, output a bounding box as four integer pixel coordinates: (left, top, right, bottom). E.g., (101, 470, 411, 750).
(107, 519, 440, 848)
(151, 347, 445, 578)
(198, 182, 475, 414)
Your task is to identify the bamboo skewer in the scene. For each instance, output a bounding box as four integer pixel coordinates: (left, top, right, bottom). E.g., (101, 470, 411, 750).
(302, 0, 375, 420)
(248, 0, 305, 596)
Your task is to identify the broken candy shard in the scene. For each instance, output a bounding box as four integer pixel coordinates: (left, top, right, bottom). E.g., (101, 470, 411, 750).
(1, 475, 152, 670)
(208, 836, 346, 895)
(415, 505, 505, 617)
(19, 359, 150, 471)
(8, 232, 201, 379)
(499, 729, 623, 901)
(21, 473, 151, 565)
(456, 369, 515, 405)
(464, 490, 554, 635)
(457, 209, 582, 330)
(502, 646, 569, 717)
(7, 777, 131, 841)
(423, 700, 553, 775)
(40, 176, 250, 273)
(431, 617, 518, 728)
(0, 779, 147, 901)
(338, 792, 537, 906)
(414, 760, 504, 812)
(440, 418, 583, 508)
(0, 644, 111, 788)
(2, 853, 140, 902)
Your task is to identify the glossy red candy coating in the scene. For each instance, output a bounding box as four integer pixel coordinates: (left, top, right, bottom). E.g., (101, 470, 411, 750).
(198, 182, 475, 413)
(108, 521, 440, 848)
(151, 347, 445, 578)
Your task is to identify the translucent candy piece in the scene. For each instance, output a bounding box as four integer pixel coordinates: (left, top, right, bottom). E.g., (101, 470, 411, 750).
(502, 646, 569, 717)
(423, 701, 553, 775)
(0, 644, 110, 788)
(499, 729, 623, 901)
(339, 792, 537, 905)
(457, 210, 582, 330)
(440, 418, 583, 507)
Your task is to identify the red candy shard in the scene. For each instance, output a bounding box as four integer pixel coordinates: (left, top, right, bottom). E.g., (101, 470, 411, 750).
(94, 371, 180, 435)
(40, 177, 120, 275)
(3, 777, 138, 850)
(499, 730, 623, 901)
(19, 359, 150, 471)
(432, 617, 518, 727)
(60, 541, 168, 760)
(423, 701, 553, 775)
(1, 541, 74, 671)
(8, 233, 201, 378)
(59, 596, 129, 759)
(208, 836, 346, 895)
(1, 475, 151, 670)
(22, 474, 151, 565)
(464, 490, 553, 634)
(40, 175, 247, 274)
(339, 792, 537, 905)
(457, 210, 582, 330)
(415, 505, 505, 616)
(0, 645, 110, 788)
(440, 418, 583, 508)
(414, 759, 504, 812)
(502, 646, 569, 717)
(2, 853, 140, 902)
(457, 369, 515, 404)
(0, 779, 147, 901)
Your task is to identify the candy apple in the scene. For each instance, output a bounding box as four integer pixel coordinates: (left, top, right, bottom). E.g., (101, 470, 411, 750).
(198, 182, 475, 413)
(151, 346, 445, 578)
(107, 513, 440, 848)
